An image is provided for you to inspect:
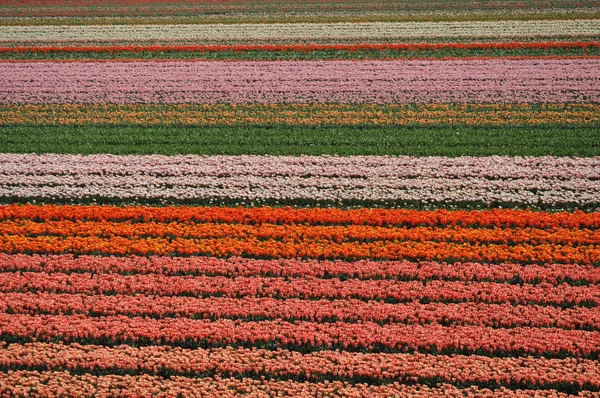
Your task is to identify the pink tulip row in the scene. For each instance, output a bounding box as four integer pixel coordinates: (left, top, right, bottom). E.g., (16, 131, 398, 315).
(2, 343, 599, 389)
(1, 371, 585, 398)
(2, 313, 599, 356)
(2, 272, 598, 306)
(3, 292, 599, 330)
(2, 155, 598, 206)
(2, 59, 599, 104)
(1, 254, 598, 285)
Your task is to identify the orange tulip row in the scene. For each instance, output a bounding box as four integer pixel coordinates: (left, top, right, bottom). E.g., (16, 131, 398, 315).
(3, 219, 597, 245)
(2, 103, 598, 126)
(2, 204, 598, 228)
(1, 235, 598, 263)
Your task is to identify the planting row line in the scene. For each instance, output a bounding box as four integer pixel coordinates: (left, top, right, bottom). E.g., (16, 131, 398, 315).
(2, 272, 597, 306)
(1, 371, 586, 398)
(3, 205, 597, 228)
(3, 125, 598, 158)
(4, 220, 597, 246)
(3, 254, 598, 285)
(2, 59, 598, 104)
(3, 292, 599, 329)
(2, 0, 595, 23)
(3, 41, 599, 54)
(3, 44, 599, 61)
(2, 313, 599, 357)
(16, 41, 600, 52)
(2, 342, 598, 391)
(2, 103, 598, 126)
(2, 234, 597, 263)
(2, 21, 598, 42)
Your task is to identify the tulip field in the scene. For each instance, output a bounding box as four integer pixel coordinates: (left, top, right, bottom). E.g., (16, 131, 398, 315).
(1, 0, 600, 397)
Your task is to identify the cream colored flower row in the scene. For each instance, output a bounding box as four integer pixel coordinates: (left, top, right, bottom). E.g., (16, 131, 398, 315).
(1, 20, 599, 41)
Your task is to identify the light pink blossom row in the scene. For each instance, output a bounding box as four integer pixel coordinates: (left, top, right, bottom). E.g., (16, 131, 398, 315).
(2, 154, 598, 179)
(1, 154, 598, 205)
(1, 59, 599, 103)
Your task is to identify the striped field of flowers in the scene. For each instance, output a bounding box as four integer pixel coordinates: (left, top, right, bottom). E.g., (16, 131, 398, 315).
(1, 0, 600, 397)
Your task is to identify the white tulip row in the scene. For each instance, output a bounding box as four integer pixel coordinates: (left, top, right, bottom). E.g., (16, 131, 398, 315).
(1, 20, 598, 42)
(0, 154, 598, 207)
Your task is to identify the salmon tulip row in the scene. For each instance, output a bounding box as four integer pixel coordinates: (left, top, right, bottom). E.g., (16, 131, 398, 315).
(1, 343, 599, 391)
(2, 254, 598, 285)
(2, 371, 587, 398)
(4, 292, 599, 330)
(2, 272, 597, 306)
(2, 313, 599, 357)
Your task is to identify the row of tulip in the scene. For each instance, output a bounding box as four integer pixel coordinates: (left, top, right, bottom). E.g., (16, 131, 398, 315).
(3, 313, 599, 357)
(3, 154, 598, 179)
(2, 272, 597, 306)
(2, 59, 598, 104)
(2, 254, 598, 285)
(2, 155, 599, 207)
(3, 21, 598, 42)
(2, 371, 585, 398)
(2, 103, 598, 126)
(4, 219, 597, 245)
(2, 205, 597, 228)
(2, 343, 598, 389)
(3, 292, 599, 329)
(2, 0, 593, 22)
(2, 235, 597, 263)
(4, 179, 597, 207)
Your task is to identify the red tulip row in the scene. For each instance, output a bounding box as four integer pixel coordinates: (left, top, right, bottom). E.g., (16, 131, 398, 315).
(2, 343, 599, 390)
(1, 371, 583, 398)
(2, 254, 597, 285)
(2, 313, 599, 357)
(2, 272, 597, 307)
(3, 205, 598, 229)
(3, 292, 599, 330)
(4, 219, 597, 246)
